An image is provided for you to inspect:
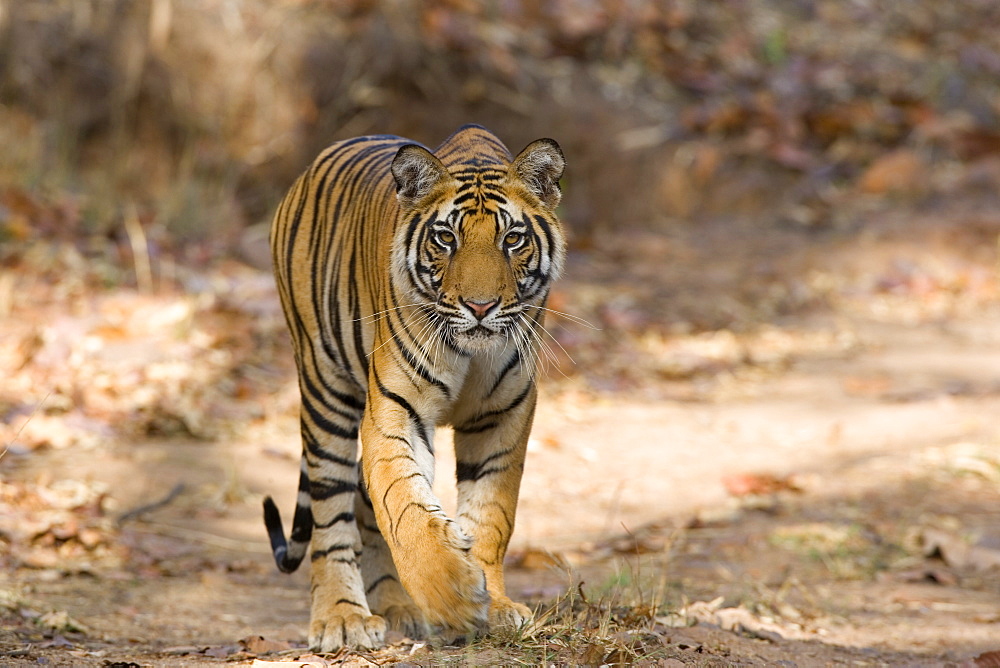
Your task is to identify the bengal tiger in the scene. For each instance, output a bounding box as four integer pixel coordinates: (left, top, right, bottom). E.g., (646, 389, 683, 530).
(262, 124, 566, 651)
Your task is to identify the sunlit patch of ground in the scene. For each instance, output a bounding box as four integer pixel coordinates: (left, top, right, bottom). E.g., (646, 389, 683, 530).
(3, 203, 1000, 665)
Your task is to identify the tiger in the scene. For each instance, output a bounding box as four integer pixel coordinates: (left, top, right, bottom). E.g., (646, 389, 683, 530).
(262, 124, 566, 651)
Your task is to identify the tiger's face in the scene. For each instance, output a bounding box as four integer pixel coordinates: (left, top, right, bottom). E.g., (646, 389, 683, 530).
(391, 140, 565, 355)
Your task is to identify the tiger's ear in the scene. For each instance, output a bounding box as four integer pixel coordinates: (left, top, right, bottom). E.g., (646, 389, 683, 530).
(391, 144, 450, 207)
(510, 138, 565, 209)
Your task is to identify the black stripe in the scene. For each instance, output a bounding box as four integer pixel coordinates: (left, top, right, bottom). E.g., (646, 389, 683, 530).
(365, 574, 396, 594)
(301, 390, 358, 441)
(386, 316, 451, 398)
(358, 481, 374, 509)
(532, 213, 556, 269)
(373, 370, 429, 448)
(303, 424, 357, 466)
(454, 385, 532, 433)
(311, 544, 356, 561)
(317, 143, 402, 384)
(295, 348, 365, 418)
(454, 421, 498, 435)
(456, 463, 504, 483)
(456, 446, 516, 483)
(381, 472, 426, 535)
(348, 252, 369, 380)
(335, 598, 366, 608)
(310, 479, 358, 500)
(314, 511, 355, 529)
(488, 351, 521, 395)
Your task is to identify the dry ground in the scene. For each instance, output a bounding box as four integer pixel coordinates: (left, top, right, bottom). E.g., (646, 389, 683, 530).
(2, 207, 1000, 666)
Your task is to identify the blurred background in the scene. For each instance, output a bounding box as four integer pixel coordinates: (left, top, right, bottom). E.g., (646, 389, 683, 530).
(4, 0, 1000, 246)
(3, 1, 1000, 662)
(5, 0, 1000, 393)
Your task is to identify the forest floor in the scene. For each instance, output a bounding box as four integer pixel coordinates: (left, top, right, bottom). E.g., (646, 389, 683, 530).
(2, 201, 1000, 666)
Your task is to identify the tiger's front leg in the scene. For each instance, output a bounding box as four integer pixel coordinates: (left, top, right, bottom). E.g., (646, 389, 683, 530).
(359, 382, 490, 634)
(452, 383, 536, 631)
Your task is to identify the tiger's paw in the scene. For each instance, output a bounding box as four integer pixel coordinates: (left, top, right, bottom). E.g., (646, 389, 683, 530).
(366, 571, 428, 639)
(308, 610, 387, 652)
(378, 603, 429, 640)
(488, 595, 533, 631)
(397, 519, 490, 633)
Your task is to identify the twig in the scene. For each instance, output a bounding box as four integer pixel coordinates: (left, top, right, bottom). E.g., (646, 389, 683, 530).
(1, 392, 51, 462)
(117, 483, 186, 525)
(124, 204, 153, 294)
(128, 521, 271, 554)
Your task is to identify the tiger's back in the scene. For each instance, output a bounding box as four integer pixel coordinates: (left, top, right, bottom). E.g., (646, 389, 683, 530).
(264, 125, 566, 651)
(271, 134, 406, 388)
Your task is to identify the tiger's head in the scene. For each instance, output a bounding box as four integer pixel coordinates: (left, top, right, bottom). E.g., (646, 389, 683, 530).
(390, 137, 566, 355)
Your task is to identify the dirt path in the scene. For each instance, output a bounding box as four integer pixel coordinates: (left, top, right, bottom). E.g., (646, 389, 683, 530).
(2, 214, 1000, 665)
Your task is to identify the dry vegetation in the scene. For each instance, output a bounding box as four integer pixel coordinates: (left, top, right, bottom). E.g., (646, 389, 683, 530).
(3, 0, 1000, 665)
(4, 0, 1000, 242)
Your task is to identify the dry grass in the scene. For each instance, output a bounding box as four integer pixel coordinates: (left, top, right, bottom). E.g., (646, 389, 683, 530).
(425, 583, 671, 666)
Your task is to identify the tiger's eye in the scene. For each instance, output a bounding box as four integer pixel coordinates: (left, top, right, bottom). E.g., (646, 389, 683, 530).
(436, 230, 455, 245)
(504, 232, 523, 246)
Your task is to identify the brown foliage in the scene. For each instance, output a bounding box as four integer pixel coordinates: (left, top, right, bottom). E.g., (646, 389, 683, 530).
(2, 0, 1000, 246)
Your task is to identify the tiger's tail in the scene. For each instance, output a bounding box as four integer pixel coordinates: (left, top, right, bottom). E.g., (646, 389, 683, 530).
(262, 460, 313, 573)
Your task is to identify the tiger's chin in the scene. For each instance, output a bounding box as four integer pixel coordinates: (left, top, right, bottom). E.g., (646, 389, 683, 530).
(449, 325, 508, 355)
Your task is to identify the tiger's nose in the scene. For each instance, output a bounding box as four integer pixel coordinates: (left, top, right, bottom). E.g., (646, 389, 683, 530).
(460, 298, 498, 320)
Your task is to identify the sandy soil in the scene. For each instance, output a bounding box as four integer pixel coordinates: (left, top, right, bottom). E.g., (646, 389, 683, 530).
(2, 212, 1000, 666)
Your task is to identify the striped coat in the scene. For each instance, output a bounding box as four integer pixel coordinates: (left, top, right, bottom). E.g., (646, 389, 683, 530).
(264, 125, 566, 651)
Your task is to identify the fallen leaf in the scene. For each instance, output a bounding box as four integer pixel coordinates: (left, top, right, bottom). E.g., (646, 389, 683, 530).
(203, 645, 237, 658)
(922, 529, 971, 568)
(661, 598, 803, 641)
(36, 610, 90, 634)
(577, 642, 608, 665)
(714, 607, 785, 642)
(507, 547, 568, 571)
(888, 567, 958, 586)
(609, 534, 665, 554)
(857, 149, 927, 195)
(974, 650, 1000, 667)
(161, 645, 205, 655)
(657, 596, 725, 628)
(240, 635, 294, 655)
(722, 472, 802, 497)
(341, 658, 378, 668)
(842, 374, 893, 397)
(38, 634, 75, 648)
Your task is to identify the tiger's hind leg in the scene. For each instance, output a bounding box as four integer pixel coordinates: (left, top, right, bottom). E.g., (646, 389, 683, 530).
(297, 375, 387, 651)
(355, 469, 429, 640)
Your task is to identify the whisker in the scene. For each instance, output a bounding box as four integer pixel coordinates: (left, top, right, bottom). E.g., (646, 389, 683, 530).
(523, 303, 600, 330)
(409, 312, 440, 369)
(514, 313, 545, 380)
(534, 318, 576, 365)
(519, 312, 571, 380)
(352, 302, 434, 323)
(368, 311, 432, 359)
(431, 318, 449, 367)
(366, 330, 405, 358)
(509, 321, 530, 379)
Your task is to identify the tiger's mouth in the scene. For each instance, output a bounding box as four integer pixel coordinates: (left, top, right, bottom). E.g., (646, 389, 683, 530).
(430, 298, 525, 354)
(446, 320, 510, 353)
(452, 322, 501, 340)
